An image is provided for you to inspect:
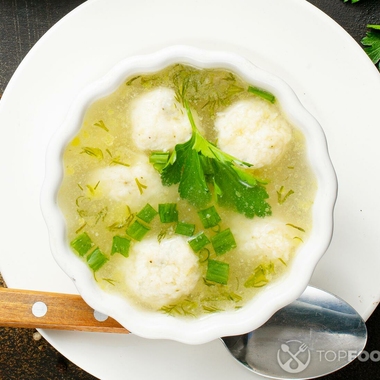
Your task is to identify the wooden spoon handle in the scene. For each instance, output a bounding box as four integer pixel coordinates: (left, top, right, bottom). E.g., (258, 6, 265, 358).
(0, 288, 129, 334)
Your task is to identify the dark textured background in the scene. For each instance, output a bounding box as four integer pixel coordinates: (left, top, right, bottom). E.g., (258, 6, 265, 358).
(1, 0, 379, 379)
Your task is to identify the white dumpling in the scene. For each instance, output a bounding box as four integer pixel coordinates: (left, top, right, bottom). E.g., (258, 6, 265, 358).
(230, 216, 297, 262)
(130, 87, 192, 152)
(89, 156, 166, 209)
(124, 236, 201, 309)
(214, 98, 292, 168)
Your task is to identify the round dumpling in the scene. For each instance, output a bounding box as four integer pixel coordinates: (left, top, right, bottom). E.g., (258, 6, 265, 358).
(124, 236, 201, 309)
(130, 87, 192, 151)
(89, 156, 166, 209)
(231, 216, 297, 262)
(214, 98, 292, 168)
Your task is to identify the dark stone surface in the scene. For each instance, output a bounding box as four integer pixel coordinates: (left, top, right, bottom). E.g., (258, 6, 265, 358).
(310, 0, 380, 44)
(0, 0, 379, 378)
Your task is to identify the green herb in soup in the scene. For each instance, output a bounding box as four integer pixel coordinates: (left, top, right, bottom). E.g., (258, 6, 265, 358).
(58, 64, 317, 317)
(157, 100, 271, 217)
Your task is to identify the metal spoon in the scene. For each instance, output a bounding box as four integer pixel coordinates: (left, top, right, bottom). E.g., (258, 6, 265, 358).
(221, 285, 367, 379)
(0, 286, 367, 379)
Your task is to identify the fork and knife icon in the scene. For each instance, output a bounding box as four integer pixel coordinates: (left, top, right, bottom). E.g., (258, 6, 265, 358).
(277, 341, 311, 373)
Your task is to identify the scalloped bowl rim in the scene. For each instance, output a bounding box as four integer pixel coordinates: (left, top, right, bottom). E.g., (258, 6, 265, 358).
(41, 45, 337, 344)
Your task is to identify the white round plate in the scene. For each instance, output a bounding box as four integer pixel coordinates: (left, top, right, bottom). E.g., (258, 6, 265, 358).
(0, 0, 379, 379)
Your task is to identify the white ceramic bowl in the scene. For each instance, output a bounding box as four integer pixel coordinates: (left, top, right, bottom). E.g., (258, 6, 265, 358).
(41, 46, 337, 344)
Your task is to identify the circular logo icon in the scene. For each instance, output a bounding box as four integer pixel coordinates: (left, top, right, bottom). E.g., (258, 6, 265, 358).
(277, 340, 311, 373)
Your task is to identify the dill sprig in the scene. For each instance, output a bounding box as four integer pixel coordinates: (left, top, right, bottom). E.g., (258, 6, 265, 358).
(277, 186, 294, 204)
(81, 147, 103, 160)
(94, 120, 109, 132)
(160, 300, 197, 317)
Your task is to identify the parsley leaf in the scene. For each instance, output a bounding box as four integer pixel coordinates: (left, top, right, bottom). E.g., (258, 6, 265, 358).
(178, 138, 212, 207)
(160, 101, 271, 218)
(361, 25, 380, 69)
(343, 0, 380, 69)
(212, 160, 270, 218)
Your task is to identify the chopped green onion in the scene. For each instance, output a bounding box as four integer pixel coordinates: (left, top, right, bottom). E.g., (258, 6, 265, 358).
(211, 228, 237, 255)
(150, 152, 170, 172)
(111, 235, 131, 257)
(137, 203, 158, 223)
(126, 220, 150, 241)
(248, 85, 276, 103)
(70, 232, 94, 256)
(244, 262, 275, 288)
(188, 231, 210, 252)
(211, 224, 221, 233)
(86, 248, 108, 271)
(206, 259, 229, 285)
(175, 222, 195, 236)
(158, 203, 178, 223)
(198, 248, 210, 263)
(198, 206, 221, 229)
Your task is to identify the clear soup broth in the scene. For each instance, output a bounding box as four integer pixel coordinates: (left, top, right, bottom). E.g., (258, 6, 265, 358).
(58, 64, 317, 317)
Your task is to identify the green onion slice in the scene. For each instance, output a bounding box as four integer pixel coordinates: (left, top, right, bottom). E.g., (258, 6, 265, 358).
(206, 259, 230, 285)
(86, 248, 108, 271)
(126, 220, 150, 241)
(198, 248, 210, 263)
(136, 203, 158, 223)
(150, 152, 170, 172)
(70, 232, 94, 256)
(198, 206, 221, 229)
(188, 232, 210, 252)
(158, 203, 178, 223)
(248, 85, 276, 103)
(111, 235, 131, 257)
(175, 222, 195, 237)
(211, 228, 237, 255)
